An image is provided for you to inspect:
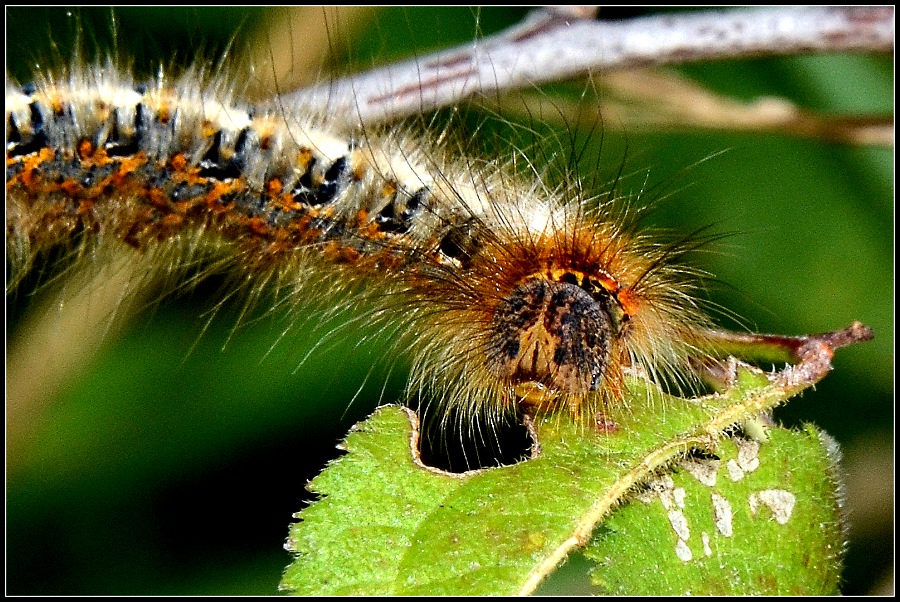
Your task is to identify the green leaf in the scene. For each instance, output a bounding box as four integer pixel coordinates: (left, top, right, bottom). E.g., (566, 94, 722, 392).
(280, 362, 846, 595)
(585, 425, 845, 595)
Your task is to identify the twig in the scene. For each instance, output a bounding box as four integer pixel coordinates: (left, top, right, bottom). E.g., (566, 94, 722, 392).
(495, 70, 894, 147)
(282, 6, 894, 125)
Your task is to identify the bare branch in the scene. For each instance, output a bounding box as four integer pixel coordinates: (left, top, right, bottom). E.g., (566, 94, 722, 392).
(282, 6, 894, 125)
(495, 70, 894, 147)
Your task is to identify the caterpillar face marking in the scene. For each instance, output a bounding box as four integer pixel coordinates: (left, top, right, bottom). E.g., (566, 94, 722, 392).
(487, 277, 616, 394)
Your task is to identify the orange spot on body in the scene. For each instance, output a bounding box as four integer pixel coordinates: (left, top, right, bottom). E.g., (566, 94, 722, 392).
(276, 194, 302, 212)
(161, 213, 184, 227)
(108, 154, 146, 189)
(205, 181, 241, 209)
(247, 216, 269, 236)
(266, 178, 283, 197)
(297, 148, 313, 172)
(201, 121, 217, 138)
(170, 153, 188, 172)
(77, 139, 94, 160)
(145, 188, 169, 208)
(616, 289, 641, 316)
(59, 179, 82, 196)
(343, 247, 361, 262)
(49, 93, 63, 116)
(593, 273, 621, 295)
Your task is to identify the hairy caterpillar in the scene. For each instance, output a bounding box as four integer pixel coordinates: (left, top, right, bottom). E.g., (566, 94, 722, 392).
(7, 7, 890, 596)
(6, 57, 717, 420)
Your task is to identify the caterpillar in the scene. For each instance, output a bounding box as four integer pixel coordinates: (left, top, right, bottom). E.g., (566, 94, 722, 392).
(10, 5, 892, 596)
(6, 11, 723, 429)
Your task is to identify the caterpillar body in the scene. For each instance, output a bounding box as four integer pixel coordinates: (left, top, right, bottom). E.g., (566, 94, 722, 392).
(7, 54, 717, 426)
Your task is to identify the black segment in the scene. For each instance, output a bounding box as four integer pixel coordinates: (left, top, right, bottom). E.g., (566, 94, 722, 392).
(561, 272, 580, 286)
(375, 201, 402, 233)
(198, 131, 242, 180)
(7, 113, 22, 144)
(375, 187, 429, 235)
(104, 107, 141, 157)
(296, 156, 316, 190)
(233, 127, 250, 157)
(318, 156, 347, 204)
(402, 188, 427, 222)
(291, 155, 350, 208)
(171, 183, 208, 201)
(7, 101, 49, 158)
(438, 219, 480, 267)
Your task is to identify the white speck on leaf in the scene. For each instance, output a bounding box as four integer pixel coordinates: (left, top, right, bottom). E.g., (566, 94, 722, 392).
(712, 493, 733, 537)
(749, 489, 796, 524)
(701, 532, 713, 556)
(735, 438, 760, 472)
(726, 458, 744, 481)
(675, 539, 693, 562)
(668, 509, 690, 541)
(683, 458, 719, 486)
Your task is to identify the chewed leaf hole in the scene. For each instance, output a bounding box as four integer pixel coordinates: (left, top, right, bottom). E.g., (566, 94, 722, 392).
(415, 407, 534, 473)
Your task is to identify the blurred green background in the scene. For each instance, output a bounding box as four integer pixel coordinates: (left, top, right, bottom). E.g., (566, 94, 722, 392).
(6, 7, 893, 595)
